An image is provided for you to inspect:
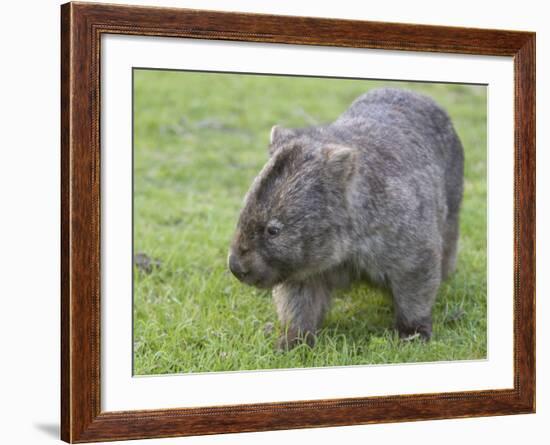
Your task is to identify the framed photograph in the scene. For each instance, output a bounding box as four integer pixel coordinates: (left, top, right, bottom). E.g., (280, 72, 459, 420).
(61, 2, 535, 442)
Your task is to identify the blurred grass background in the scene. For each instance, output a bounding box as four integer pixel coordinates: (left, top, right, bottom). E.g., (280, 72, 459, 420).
(133, 69, 487, 375)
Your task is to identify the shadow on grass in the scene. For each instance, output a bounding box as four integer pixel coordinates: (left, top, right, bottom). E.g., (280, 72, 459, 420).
(321, 291, 396, 346)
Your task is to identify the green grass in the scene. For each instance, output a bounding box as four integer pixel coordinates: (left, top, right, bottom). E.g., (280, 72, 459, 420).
(133, 69, 487, 375)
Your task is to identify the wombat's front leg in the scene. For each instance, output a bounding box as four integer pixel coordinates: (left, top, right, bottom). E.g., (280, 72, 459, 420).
(390, 260, 441, 341)
(272, 280, 331, 350)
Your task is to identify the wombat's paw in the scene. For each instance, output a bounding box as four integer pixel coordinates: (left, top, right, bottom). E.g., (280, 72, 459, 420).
(396, 318, 432, 342)
(400, 332, 422, 342)
(276, 331, 316, 351)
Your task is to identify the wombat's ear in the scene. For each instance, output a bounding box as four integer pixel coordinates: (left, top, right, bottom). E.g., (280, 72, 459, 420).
(269, 125, 296, 156)
(322, 145, 356, 182)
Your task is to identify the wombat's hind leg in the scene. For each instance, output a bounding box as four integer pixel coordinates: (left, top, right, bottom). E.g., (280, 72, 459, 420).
(390, 258, 441, 341)
(273, 280, 331, 350)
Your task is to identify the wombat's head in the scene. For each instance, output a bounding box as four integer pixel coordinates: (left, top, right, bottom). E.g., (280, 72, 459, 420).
(228, 125, 356, 289)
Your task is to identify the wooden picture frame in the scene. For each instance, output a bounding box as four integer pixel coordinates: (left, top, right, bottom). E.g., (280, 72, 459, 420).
(61, 2, 535, 442)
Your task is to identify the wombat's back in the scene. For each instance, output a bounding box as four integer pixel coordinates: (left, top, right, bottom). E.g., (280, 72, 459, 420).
(335, 88, 464, 217)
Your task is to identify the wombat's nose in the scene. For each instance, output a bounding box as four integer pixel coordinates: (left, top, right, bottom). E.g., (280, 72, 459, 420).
(228, 253, 249, 279)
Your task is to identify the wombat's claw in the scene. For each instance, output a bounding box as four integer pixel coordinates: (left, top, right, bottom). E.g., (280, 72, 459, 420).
(276, 335, 302, 351)
(276, 336, 292, 351)
(276, 332, 316, 351)
(401, 332, 421, 342)
(396, 316, 432, 342)
(276, 335, 295, 351)
(398, 328, 431, 342)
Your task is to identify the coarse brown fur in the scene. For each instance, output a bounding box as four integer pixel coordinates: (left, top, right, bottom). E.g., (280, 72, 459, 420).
(229, 88, 464, 349)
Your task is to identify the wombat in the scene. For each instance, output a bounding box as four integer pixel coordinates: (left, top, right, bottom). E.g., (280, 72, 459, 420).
(228, 88, 464, 349)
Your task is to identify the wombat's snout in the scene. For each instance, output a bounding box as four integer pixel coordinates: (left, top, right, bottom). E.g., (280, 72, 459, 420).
(228, 252, 250, 281)
(227, 248, 277, 289)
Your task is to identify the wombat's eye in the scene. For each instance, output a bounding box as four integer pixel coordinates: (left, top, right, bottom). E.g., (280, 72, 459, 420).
(266, 224, 281, 237)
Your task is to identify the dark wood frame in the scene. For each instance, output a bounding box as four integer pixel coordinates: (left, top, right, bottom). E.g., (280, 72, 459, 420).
(61, 1, 536, 442)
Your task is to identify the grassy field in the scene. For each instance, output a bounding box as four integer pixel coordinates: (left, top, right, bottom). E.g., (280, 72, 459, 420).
(133, 69, 487, 375)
